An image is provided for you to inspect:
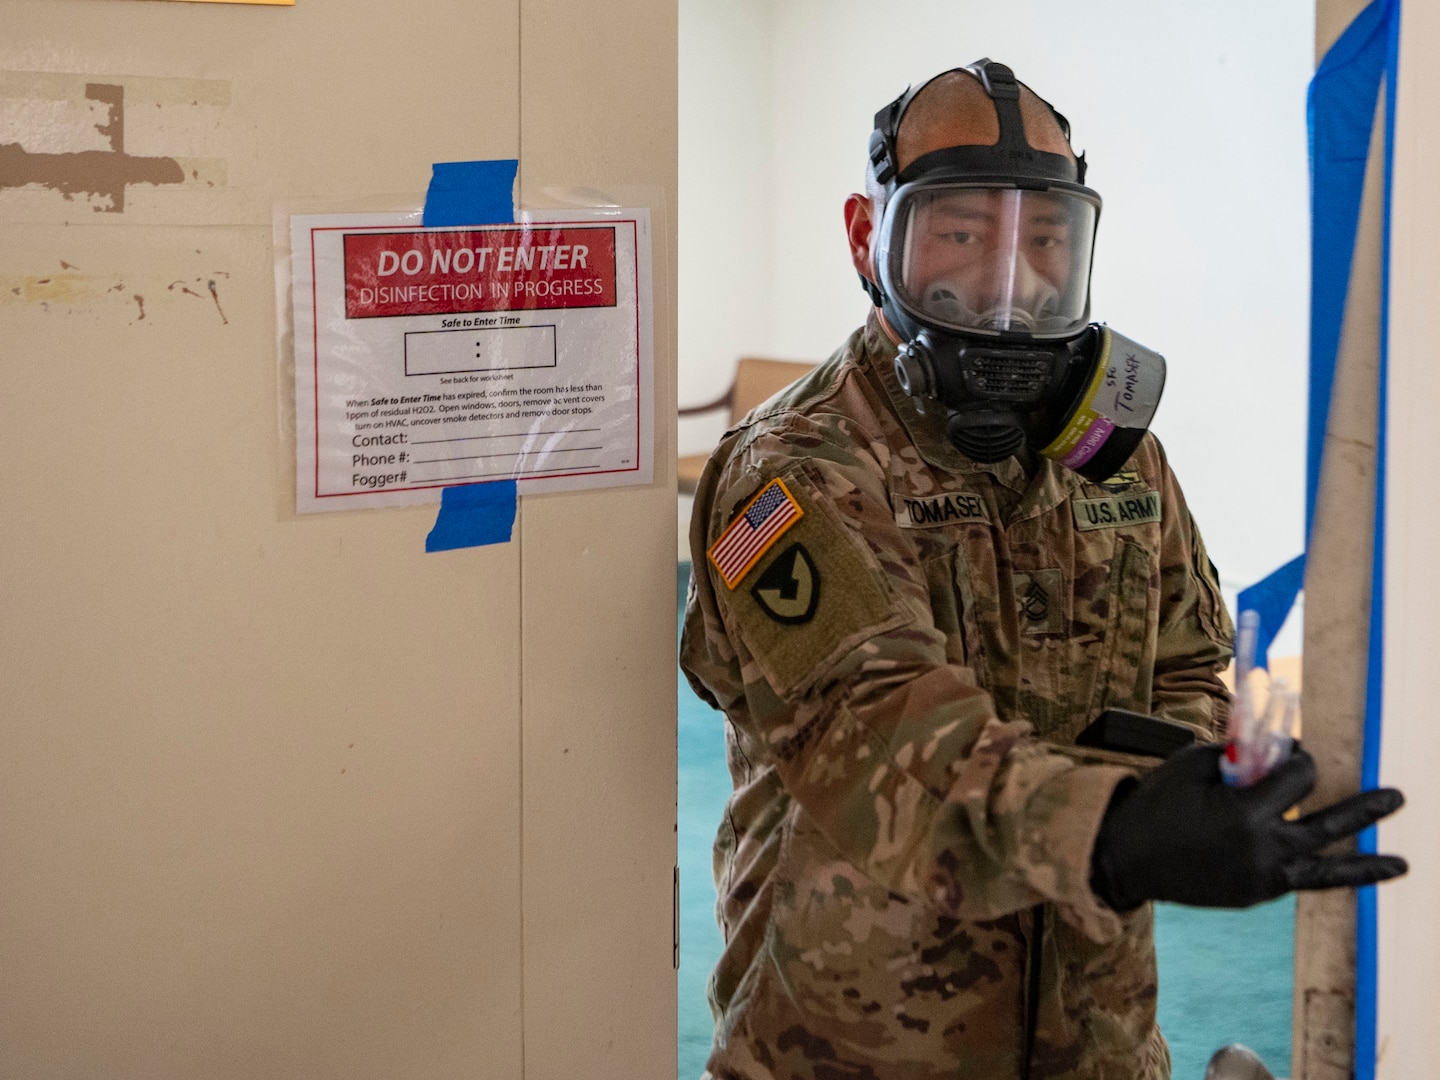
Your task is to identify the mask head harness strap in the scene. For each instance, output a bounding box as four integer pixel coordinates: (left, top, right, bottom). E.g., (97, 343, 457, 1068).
(860, 59, 1085, 306)
(867, 58, 1086, 189)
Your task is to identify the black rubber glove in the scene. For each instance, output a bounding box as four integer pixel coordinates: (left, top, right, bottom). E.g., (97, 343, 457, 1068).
(1090, 743, 1407, 911)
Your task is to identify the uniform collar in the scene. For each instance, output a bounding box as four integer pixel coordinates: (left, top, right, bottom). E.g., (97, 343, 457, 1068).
(858, 310, 1082, 521)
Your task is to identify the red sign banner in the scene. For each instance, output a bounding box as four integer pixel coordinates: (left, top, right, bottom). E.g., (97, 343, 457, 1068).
(343, 225, 617, 318)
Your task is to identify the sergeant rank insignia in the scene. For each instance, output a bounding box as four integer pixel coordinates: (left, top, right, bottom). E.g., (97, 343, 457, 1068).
(709, 478, 803, 589)
(751, 543, 820, 624)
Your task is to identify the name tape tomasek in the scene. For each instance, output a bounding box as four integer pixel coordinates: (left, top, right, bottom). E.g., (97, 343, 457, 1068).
(894, 492, 992, 529)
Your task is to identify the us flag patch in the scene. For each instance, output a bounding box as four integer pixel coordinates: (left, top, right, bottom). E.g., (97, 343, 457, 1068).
(708, 478, 804, 590)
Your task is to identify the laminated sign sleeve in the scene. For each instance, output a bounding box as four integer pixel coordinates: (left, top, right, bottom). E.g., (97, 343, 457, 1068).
(682, 420, 1133, 943)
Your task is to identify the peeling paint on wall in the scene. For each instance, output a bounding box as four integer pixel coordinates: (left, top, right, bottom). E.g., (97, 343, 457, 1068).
(0, 84, 183, 211)
(0, 71, 229, 214)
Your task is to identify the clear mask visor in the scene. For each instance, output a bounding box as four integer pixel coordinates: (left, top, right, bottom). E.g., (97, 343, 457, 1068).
(883, 184, 1098, 336)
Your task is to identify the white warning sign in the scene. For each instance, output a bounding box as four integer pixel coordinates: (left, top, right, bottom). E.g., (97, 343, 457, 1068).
(289, 208, 653, 513)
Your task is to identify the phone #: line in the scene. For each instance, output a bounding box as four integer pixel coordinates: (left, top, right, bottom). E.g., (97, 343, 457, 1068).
(415, 446, 604, 464)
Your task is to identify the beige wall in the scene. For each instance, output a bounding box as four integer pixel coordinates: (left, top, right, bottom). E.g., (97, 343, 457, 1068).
(1379, 0, 1440, 1070)
(0, 2, 676, 1078)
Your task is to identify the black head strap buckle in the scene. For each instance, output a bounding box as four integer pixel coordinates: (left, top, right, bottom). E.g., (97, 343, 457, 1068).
(869, 91, 912, 186)
(963, 58, 1019, 100)
(868, 127, 896, 186)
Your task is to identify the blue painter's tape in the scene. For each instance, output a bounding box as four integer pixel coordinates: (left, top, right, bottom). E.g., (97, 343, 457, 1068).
(1235, 0, 1396, 675)
(1235, 554, 1306, 672)
(421, 160, 519, 549)
(1231, 7, 1399, 1065)
(1357, 7, 1401, 1077)
(1238, 4, 1400, 1076)
(422, 159, 518, 227)
(425, 480, 517, 552)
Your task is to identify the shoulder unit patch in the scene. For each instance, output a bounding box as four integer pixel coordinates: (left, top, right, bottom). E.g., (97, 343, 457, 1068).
(751, 543, 820, 624)
(708, 478, 804, 589)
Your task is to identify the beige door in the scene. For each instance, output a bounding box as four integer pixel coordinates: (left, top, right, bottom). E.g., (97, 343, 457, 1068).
(0, 2, 676, 1078)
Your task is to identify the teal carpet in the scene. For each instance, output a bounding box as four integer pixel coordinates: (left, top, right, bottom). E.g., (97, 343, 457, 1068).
(676, 564, 1292, 1080)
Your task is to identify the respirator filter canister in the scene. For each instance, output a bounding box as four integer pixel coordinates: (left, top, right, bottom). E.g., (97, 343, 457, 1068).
(1034, 326, 1165, 481)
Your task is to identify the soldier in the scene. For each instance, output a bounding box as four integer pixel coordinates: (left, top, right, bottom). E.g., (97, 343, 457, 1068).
(679, 60, 1406, 1079)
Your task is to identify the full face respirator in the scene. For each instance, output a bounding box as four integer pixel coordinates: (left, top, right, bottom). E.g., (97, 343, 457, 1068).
(864, 59, 1165, 482)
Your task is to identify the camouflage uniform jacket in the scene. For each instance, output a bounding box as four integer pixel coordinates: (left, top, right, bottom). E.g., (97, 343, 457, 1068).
(679, 315, 1235, 1080)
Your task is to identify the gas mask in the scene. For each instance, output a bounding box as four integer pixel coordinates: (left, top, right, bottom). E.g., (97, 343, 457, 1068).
(865, 59, 1165, 482)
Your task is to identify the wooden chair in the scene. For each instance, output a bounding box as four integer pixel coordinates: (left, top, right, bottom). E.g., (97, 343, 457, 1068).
(678, 358, 816, 493)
